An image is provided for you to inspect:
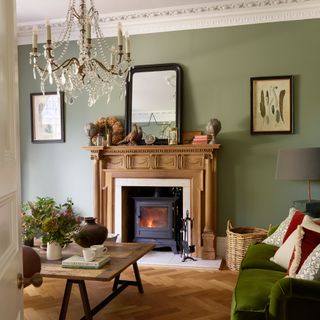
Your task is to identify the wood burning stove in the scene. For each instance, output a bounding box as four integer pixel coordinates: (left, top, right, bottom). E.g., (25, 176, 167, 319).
(133, 196, 180, 253)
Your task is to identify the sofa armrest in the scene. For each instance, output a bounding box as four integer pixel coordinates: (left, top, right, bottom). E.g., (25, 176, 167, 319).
(268, 277, 320, 320)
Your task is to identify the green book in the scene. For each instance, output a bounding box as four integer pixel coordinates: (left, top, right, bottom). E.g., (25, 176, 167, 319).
(62, 254, 111, 269)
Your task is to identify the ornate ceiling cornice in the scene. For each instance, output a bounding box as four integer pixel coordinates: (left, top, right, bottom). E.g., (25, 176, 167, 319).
(17, 0, 320, 45)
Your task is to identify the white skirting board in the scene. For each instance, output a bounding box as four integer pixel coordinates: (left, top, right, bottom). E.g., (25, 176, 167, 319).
(216, 236, 227, 260)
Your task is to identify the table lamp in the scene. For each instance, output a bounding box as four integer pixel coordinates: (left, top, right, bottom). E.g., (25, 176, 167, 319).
(275, 147, 320, 217)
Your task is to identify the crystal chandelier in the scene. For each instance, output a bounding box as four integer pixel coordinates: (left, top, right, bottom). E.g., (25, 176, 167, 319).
(29, 0, 133, 107)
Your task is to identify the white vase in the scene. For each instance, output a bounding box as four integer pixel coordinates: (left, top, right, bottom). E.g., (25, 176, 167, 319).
(46, 242, 62, 260)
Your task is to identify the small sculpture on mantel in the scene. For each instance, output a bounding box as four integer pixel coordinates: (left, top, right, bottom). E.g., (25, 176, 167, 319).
(206, 118, 221, 144)
(117, 123, 142, 145)
(84, 122, 98, 146)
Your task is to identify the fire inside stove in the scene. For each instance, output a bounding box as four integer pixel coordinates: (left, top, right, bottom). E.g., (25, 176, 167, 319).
(139, 207, 168, 229)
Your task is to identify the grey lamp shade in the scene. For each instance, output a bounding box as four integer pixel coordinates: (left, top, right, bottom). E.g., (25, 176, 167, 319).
(275, 147, 320, 180)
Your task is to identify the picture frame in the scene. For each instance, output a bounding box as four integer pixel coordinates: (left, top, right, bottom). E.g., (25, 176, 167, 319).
(30, 92, 65, 143)
(250, 75, 293, 134)
(168, 127, 178, 145)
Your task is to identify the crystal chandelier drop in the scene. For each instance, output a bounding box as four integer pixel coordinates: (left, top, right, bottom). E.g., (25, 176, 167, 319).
(29, 0, 133, 107)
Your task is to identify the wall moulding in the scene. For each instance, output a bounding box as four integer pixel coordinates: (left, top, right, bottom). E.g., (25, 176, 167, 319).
(17, 0, 320, 45)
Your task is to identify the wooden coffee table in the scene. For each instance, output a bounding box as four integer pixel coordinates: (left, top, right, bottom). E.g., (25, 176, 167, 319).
(40, 242, 155, 320)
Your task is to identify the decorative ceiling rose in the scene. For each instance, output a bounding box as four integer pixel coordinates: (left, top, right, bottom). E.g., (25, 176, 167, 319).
(29, 0, 133, 107)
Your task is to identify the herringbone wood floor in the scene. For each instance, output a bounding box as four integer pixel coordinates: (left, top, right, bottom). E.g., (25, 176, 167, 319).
(24, 265, 238, 320)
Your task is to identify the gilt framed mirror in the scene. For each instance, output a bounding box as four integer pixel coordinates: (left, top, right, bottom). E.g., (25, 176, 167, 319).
(125, 63, 183, 144)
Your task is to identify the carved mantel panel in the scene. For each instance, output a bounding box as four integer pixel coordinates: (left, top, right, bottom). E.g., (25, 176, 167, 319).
(83, 144, 220, 259)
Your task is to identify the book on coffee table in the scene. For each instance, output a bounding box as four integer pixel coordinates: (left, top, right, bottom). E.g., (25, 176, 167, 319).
(62, 254, 111, 269)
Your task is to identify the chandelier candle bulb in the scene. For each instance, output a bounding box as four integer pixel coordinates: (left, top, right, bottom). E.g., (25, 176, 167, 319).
(45, 18, 51, 42)
(125, 32, 130, 54)
(110, 46, 115, 66)
(32, 26, 38, 49)
(117, 22, 123, 47)
(86, 22, 91, 41)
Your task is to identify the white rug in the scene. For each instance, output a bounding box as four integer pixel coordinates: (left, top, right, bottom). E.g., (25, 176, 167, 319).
(138, 251, 222, 269)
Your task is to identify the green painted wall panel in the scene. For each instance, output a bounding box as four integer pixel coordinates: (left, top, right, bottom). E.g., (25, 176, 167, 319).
(18, 19, 320, 235)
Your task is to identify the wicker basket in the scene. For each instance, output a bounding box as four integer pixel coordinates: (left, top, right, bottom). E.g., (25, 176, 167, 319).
(226, 220, 268, 271)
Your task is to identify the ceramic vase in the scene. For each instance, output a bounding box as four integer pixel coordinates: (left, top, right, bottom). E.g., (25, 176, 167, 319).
(23, 238, 34, 247)
(46, 242, 62, 260)
(74, 217, 108, 248)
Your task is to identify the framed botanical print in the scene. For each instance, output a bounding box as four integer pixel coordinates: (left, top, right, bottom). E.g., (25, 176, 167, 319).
(250, 76, 293, 134)
(30, 92, 65, 143)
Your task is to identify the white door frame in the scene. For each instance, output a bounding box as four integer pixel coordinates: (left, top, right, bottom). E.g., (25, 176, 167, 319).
(0, 0, 23, 318)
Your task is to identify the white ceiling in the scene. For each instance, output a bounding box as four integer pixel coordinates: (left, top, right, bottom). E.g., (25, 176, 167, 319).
(16, 0, 214, 23)
(16, 0, 320, 45)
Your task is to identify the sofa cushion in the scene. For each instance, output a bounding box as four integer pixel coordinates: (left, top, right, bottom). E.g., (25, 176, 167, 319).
(289, 226, 320, 276)
(271, 216, 320, 270)
(240, 243, 286, 272)
(263, 207, 297, 247)
(283, 210, 305, 243)
(295, 243, 320, 280)
(231, 268, 286, 320)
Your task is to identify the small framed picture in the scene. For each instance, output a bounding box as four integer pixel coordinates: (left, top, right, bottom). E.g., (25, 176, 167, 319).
(30, 92, 65, 143)
(250, 76, 293, 134)
(168, 127, 178, 145)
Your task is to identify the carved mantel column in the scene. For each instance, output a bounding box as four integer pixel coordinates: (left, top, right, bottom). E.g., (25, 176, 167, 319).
(90, 149, 103, 223)
(202, 157, 216, 259)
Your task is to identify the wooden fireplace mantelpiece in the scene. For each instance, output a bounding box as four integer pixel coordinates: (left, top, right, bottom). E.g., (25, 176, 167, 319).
(83, 144, 220, 259)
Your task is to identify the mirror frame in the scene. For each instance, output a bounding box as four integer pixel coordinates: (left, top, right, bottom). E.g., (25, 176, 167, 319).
(125, 63, 183, 145)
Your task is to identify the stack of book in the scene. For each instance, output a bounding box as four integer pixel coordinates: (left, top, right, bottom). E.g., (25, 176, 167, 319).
(192, 135, 210, 144)
(62, 254, 111, 269)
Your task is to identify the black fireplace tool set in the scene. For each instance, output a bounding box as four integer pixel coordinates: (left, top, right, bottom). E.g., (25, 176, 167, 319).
(180, 210, 197, 262)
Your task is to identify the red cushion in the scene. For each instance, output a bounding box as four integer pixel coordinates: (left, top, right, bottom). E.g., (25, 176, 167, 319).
(283, 210, 305, 243)
(290, 227, 320, 273)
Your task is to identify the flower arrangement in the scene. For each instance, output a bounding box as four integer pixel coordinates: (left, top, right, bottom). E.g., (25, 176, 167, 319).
(94, 116, 124, 145)
(21, 197, 81, 247)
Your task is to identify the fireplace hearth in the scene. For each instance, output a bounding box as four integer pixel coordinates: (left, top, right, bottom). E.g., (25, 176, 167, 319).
(133, 194, 181, 254)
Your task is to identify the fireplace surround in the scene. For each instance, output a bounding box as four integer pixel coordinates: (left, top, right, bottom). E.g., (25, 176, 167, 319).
(84, 144, 220, 259)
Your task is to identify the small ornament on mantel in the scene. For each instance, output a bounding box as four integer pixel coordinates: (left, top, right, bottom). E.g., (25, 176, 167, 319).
(206, 118, 221, 144)
(117, 123, 142, 145)
(84, 122, 98, 146)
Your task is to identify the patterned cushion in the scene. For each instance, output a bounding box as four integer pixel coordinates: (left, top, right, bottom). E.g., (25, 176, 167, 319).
(295, 243, 320, 280)
(263, 208, 297, 247)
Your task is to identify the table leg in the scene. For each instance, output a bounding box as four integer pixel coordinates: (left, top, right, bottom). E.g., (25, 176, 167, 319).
(59, 280, 73, 320)
(60, 262, 145, 319)
(112, 274, 120, 291)
(133, 262, 144, 294)
(78, 280, 93, 320)
(59, 279, 93, 320)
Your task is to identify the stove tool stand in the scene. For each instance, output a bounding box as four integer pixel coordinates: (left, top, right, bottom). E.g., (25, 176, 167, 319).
(180, 210, 197, 262)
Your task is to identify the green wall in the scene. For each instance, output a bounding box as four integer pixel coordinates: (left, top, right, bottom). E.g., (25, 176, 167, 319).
(18, 19, 320, 236)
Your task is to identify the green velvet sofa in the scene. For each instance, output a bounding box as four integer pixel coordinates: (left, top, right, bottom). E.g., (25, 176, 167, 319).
(230, 242, 320, 320)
